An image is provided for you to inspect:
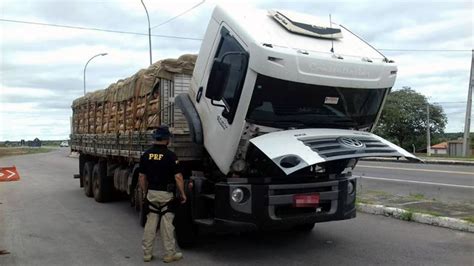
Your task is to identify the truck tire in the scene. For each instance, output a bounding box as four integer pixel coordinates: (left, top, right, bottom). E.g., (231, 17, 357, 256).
(294, 223, 315, 232)
(174, 182, 198, 248)
(134, 182, 148, 226)
(92, 161, 112, 203)
(174, 202, 198, 248)
(139, 197, 148, 227)
(83, 162, 94, 197)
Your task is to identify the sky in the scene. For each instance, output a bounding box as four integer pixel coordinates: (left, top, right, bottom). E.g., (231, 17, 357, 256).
(0, 0, 472, 141)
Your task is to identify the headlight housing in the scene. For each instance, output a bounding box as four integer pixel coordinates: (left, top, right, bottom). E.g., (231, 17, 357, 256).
(231, 188, 244, 203)
(347, 180, 355, 195)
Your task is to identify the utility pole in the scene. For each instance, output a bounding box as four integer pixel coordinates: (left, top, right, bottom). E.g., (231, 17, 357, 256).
(427, 103, 431, 156)
(462, 50, 473, 156)
(141, 0, 152, 65)
(83, 53, 108, 95)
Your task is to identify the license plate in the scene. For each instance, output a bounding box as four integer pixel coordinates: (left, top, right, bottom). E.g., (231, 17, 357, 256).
(293, 194, 320, 207)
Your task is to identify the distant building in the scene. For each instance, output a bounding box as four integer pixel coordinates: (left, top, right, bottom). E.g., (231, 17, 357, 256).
(28, 138, 42, 147)
(430, 142, 447, 155)
(447, 139, 463, 157)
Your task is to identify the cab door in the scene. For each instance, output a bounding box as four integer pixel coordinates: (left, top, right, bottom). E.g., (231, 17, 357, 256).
(196, 25, 249, 174)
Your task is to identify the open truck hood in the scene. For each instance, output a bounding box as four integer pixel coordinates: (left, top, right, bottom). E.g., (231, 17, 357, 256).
(249, 128, 419, 175)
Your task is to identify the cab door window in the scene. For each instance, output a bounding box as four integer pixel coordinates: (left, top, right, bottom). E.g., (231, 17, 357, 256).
(211, 27, 248, 123)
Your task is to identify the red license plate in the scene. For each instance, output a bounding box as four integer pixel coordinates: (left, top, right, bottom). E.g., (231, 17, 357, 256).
(293, 194, 320, 207)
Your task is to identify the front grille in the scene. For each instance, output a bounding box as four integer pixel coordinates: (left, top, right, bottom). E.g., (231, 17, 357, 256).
(299, 136, 397, 159)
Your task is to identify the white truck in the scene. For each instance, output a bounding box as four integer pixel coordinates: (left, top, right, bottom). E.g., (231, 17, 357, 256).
(71, 5, 417, 247)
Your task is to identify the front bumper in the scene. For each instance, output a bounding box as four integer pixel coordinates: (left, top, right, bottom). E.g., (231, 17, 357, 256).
(213, 175, 357, 231)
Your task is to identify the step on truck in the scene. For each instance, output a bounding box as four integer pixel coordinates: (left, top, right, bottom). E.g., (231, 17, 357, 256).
(70, 5, 418, 247)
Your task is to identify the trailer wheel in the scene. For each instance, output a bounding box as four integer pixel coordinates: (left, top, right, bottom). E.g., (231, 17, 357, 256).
(83, 162, 94, 197)
(92, 161, 112, 203)
(134, 184, 148, 227)
(139, 197, 148, 227)
(134, 184, 142, 211)
(294, 223, 315, 232)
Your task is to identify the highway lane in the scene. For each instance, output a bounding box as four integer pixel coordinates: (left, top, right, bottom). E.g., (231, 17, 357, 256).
(0, 149, 473, 266)
(354, 160, 474, 203)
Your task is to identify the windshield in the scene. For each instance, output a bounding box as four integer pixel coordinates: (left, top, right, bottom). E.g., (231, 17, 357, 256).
(246, 74, 388, 129)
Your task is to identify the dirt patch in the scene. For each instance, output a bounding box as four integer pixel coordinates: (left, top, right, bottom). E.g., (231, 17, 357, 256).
(0, 147, 55, 158)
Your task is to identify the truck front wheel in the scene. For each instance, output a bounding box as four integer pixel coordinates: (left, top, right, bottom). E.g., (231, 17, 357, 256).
(83, 162, 94, 197)
(174, 181, 198, 248)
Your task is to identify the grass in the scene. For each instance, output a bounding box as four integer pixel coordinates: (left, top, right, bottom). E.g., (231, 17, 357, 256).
(405, 207, 442, 217)
(415, 153, 474, 161)
(355, 198, 374, 205)
(399, 210, 413, 221)
(0, 147, 55, 158)
(462, 216, 474, 224)
(358, 190, 474, 220)
(408, 193, 425, 201)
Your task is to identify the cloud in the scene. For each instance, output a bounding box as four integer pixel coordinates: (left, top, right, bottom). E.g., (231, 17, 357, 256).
(1, 0, 472, 140)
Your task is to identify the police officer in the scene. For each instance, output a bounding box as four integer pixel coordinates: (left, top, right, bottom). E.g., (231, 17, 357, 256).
(139, 125, 186, 263)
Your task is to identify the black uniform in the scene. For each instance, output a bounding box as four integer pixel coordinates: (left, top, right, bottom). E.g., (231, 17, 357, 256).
(139, 144, 181, 191)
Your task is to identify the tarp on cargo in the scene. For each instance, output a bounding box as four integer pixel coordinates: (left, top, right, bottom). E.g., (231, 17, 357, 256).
(72, 54, 197, 107)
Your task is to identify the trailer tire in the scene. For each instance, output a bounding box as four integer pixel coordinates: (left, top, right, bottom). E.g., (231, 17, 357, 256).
(139, 198, 148, 227)
(83, 162, 94, 197)
(92, 161, 112, 203)
(294, 223, 315, 232)
(133, 182, 148, 226)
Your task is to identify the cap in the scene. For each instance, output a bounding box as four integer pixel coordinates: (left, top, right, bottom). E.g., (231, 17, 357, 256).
(152, 125, 172, 140)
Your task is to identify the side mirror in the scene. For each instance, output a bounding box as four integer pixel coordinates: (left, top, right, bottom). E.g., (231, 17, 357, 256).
(205, 59, 230, 101)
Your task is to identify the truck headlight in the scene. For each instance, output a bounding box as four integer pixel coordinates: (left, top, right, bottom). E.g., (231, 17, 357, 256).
(231, 188, 244, 203)
(347, 180, 354, 195)
(231, 159, 247, 172)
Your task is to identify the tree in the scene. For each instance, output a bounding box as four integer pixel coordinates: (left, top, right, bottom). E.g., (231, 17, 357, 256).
(374, 87, 447, 151)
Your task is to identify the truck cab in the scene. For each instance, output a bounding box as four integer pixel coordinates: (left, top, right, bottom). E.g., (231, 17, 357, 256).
(187, 6, 415, 176)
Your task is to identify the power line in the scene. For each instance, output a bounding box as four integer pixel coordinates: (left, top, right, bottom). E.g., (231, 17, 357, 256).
(1, 18, 472, 53)
(380, 49, 471, 52)
(433, 101, 467, 104)
(0, 18, 203, 41)
(151, 0, 205, 29)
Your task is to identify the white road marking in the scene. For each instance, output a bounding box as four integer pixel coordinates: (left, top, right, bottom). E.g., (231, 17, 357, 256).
(358, 176, 474, 189)
(6, 170, 15, 179)
(356, 165, 474, 175)
(0, 170, 16, 179)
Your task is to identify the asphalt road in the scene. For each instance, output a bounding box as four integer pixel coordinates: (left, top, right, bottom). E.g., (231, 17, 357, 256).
(0, 149, 473, 266)
(354, 160, 474, 203)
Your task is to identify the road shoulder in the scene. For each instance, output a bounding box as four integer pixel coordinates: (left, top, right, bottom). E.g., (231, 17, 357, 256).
(357, 203, 474, 233)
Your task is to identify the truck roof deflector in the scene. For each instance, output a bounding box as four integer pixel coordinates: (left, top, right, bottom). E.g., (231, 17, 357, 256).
(268, 10, 343, 39)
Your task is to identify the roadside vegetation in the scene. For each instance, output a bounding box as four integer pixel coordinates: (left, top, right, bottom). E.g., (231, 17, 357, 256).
(0, 147, 56, 158)
(357, 190, 474, 224)
(415, 153, 474, 161)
